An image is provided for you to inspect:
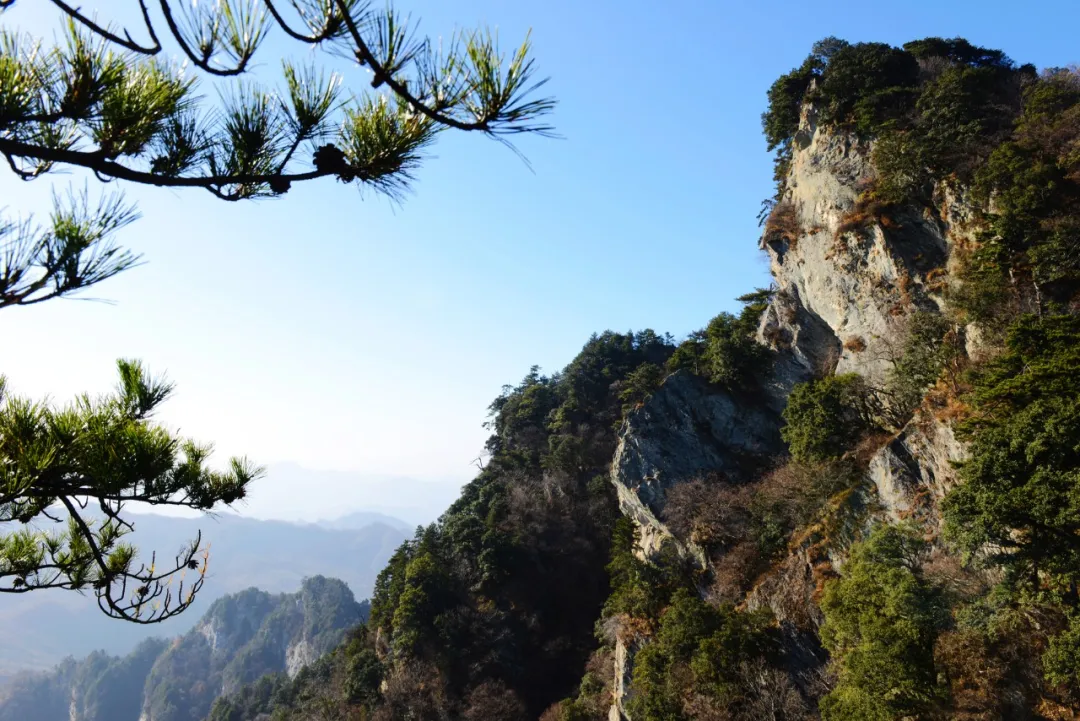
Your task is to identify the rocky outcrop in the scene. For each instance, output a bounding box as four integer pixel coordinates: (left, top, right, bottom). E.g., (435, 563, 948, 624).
(761, 106, 953, 390)
(866, 414, 967, 524)
(284, 638, 317, 678)
(0, 578, 365, 721)
(611, 371, 783, 561)
(606, 101, 980, 717)
(756, 283, 840, 411)
(608, 633, 643, 721)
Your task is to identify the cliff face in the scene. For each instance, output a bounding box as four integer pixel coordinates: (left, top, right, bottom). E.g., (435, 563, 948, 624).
(0, 577, 365, 721)
(606, 105, 975, 719)
(140, 576, 364, 721)
(611, 370, 783, 562)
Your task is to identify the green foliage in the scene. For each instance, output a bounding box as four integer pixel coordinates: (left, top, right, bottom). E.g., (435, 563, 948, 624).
(1044, 613, 1080, 691)
(943, 314, 1080, 590)
(360, 329, 679, 715)
(618, 362, 665, 417)
(602, 518, 683, 621)
(627, 589, 776, 721)
(486, 331, 674, 471)
(145, 577, 365, 721)
(760, 38, 848, 187)
(0, 1, 556, 627)
(762, 36, 1027, 203)
(666, 292, 772, 391)
(761, 56, 821, 186)
(1, 638, 171, 721)
(1, 578, 364, 721)
(885, 311, 958, 420)
(205, 674, 291, 721)
(815, 42, 920, 134)
(762, 56, 821, 153)
(342, 631, 385, 708)
(781, 374, 877, 463)
(965, 69, 1080, 309)
(700, 312, 770, 387)
(819, 524, 944, 720)
(0, 188, 141, 308)
(389, 546, 454, 656)
(0, 359, 262, 622)
(0, 5, 554, 200)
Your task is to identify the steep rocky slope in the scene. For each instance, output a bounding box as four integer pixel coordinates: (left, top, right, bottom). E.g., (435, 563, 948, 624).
(606, 101, 969, 719)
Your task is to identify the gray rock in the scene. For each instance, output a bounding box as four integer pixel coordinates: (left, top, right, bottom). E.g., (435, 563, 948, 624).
(866, 414, 967, 525)
(761, 106, 953, 390)
(603, 100, 982, 711)
(610, 371, 783, 560)
(608, 633, 643, 721)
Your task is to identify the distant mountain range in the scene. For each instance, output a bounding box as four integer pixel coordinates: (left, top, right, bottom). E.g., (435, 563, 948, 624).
(0, 511, 408, 681)
(234, 462, 466, 528)
(0, 576, 367, 721)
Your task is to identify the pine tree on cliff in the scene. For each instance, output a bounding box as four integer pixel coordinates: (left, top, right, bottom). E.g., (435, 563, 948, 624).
(0, 0, 554, 623)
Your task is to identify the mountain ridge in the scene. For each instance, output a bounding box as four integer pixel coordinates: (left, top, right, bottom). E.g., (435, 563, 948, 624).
(0, 512, 406, 679)
(205, 37, 1080, 720)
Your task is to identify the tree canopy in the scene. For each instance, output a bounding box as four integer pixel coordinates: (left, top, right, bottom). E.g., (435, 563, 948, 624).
(0, 0, 555, 200)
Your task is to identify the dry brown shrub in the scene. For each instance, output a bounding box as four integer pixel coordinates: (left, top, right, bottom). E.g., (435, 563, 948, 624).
(775, 288, 799, 322)
(925, 267, 949, 293)
(537, 704, 568, 721)
(836, 177, 897, 238)
(836, 209, 875, 237)
(663, 475, 748, 550)
(683, 691, 735, 721)
(373, 661, 451, 721)
(851, 426, 891, 457)
(762, 324, 789, 347)
(842, 335, 867, 353)
(668, 462, 860, 604)
(900, 271, 914, 293)
(814, 341, 842, 378)
(921, 549, 990, 600)
(926, 376, 971, 423)
(764, 199, 801, 248)
(1036, 699, 1080, 720)
(708, 540, 764, 603)
(462, 680, 529, 721)
(932, 603, 1076, 720)
(735, 659, 813, 721)
(934, 629, 1012, 721)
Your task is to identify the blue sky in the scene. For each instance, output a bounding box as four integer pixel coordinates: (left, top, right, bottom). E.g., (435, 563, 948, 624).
(1, 0, 1077, 521)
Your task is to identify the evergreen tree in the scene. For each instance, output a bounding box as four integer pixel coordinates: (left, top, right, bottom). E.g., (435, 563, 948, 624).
(0, 0, 554, 622)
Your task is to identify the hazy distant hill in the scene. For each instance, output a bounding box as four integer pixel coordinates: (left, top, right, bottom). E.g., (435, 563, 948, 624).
(317, 510, 413, 533)
(0, 577, 366, 721)
(237, 462, 465, 528)
(0, 512, 406, 679)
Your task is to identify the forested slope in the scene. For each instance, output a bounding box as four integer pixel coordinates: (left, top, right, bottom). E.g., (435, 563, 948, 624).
(210, 37, 1080, 721)
(0, 577, 368, 721)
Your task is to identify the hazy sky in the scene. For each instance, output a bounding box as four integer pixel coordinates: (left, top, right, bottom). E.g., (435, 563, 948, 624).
(1, 0, 1077, 521)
